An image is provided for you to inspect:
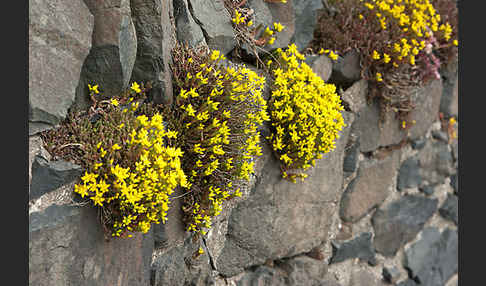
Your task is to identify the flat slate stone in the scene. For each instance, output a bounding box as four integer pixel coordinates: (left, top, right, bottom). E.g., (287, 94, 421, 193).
(439, 194, 458, 225)
(340, 150, 400, 222)
(29, 0, 94, 134)
(372, 195, 438, 257)
(30, 156, 83, 200)
(397, 157, 422, 191)
(382, 265, 401, 284)
(404, 227, 458, 286)
(330, 232, 376, 265)
(29, 204, 154, 286)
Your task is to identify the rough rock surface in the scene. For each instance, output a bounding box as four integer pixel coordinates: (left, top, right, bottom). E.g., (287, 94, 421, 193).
(329, 49, 361, 87)
(30, 156, 83, 201)
(290, 0, 323, 50)
(29, 136, 51, 188)
(372, 195, 438, 257)
(329, 232, 376, 265)
(243, 0, 295, 53)
(188, 0, 236, 55)
(416, 139, 455, 185)
(340, 150, 400, 222)
(382, 265, 401, 284)
(340, 79, 368, 114)
(29, 204, 154, 286)
(407, 79, 444, 140)
(29, 0, 94, 134)
(440, 59, 459, 118)
(397, 157, 422, 191)
(351, 99, 406, 152)
(349, 269, 384, 286)
(404, 227, 458, 286)
(215, 113, 353, 277)
(152, 188, 188, 249)
(75, 0, 137, 107)
(439, 194, 458, 225)
(129, 0, 175, 105)
(173, 0, 207, 48)
(151, 236, 212, 286)
(309, 54, 333, 82)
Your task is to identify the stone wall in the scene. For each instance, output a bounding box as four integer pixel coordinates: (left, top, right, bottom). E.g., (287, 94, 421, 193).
(29, 0, 458, 285)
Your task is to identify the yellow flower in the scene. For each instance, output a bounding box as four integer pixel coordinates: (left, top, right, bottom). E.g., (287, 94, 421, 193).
(268, 37, 276, 45)
(376, 72, 383, 82)
(131, 82, 142, 93)
(372, 50, 380, 60)
(88, 84, 99, 94)
(110, 98, 119, 106)
(453, 40, 458, 46)
(273, 22, 284, 32)
(112, 143, 121, 151)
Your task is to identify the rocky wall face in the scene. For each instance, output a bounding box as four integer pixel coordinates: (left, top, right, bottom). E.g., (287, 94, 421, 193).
(29, 1, 458, 285)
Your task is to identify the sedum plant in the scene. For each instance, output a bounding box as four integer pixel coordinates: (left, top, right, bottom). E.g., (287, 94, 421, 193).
(168, 45, 269, 236)
(266, 44, 346, 182)
(313, 0, 458, 125)
(42, 83, 187, 238)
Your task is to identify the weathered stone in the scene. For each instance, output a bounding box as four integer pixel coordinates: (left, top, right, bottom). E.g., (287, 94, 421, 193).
(188, 0, 235, 55)
(153, 188, 188, 249)
(407, 79, 443, 140)
(310, 54, 333, 82)
(30, 156, 83, 201)
(351, 99, 406, 152)
(342, 139, 360, 176)
(29, 136, 51, 188)
(151, 236, 212, 286)
(382, 265, 401, 284)
(439, 59, 459, 118)
(29, 204, 154, 286)
(411, 137, 427, 150)
(397, 157, 422, 191)
(450, 174, 458, 194)
(216, 113, 354, 277)
(372, 195, 438, 257)
(130, 0, 175, 105)
(439, 194, 458, 225)
(396, 279, 418, 286)
(341, 79, 368, 113)
(418, 184, 435, 196)
(349, 269, 383, 286)
(243, 0, 295, 53)
(330, 232, 376, 265)
(29, 0, 94, 134)
(278, 255, 329, 286)
(291, 0, 323, 50)
(404, 227, 458, 286)
(235, 266, 287, 286)
(329, 49, 361, 87)
(72, 0, 137, 111)
(417, 140, 455, 185)
(431, 130, 449, 142)
(173, 0, 207, 48)
(340, 150, 400, 222)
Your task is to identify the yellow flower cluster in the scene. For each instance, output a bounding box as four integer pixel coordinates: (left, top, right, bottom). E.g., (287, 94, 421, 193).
(362, 0, 456, 70)
(267, 44, 345, 182)
(319, 48, 339, 60)
(73, 99, 187, 238)
(171, 49, 268, 236)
